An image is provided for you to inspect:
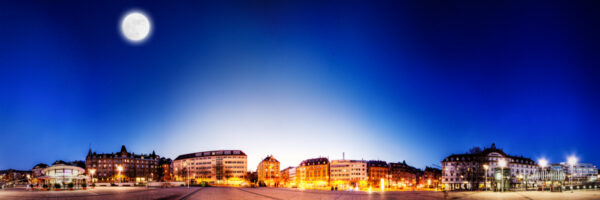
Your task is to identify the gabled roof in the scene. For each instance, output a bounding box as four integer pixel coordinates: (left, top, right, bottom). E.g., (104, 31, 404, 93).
(367, 160, 388, 167)
(174, 150, 246, 160)
(33, 163, 49, 169)
(87, 145, 160, 160)
(442, 143, 536, 165)
(262, 155, 279, 163)
(300, 157, 329, 166)
(424, 166, 442, 173)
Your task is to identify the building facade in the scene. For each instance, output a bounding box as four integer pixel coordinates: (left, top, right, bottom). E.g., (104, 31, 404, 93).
(158, 157, 173, 182)
(560, 163, 598, 184)
(41, 163, 88, 189)
(367, 160, 389, 189)
(32, 163, 49, 178)
(0, 169, 32, 184)
(329, 160, 367, 189)
(257, 155, 280, 186)
(389, 161, 418, 188)
(173, 150, 247, 185)
(280, 166, 296, 187)
(85, 145, 159, 183)
(297, 157, 330, 188)
(423, 167, 442, 188)
(441, 143, 537, 191)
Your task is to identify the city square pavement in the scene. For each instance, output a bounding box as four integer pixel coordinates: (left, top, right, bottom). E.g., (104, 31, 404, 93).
(2, 186, 600, 200)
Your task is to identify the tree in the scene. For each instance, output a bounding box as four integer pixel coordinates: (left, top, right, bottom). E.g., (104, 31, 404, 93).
(457, 156, 486, 190)
(469, 147, 482, 154)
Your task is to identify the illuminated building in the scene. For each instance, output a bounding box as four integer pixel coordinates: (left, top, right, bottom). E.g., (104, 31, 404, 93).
(441, 143, 537, 191)
(297, 157, 330, 188)
(555, 162, 598, 184)
(389, 161, 419, 188)
(423, 167, 442, 189)
(32, 163, 49, 178)
(280, 166, 296, 186)
(40, 163, 88, 189)
(85, 145, 159, 183)
(367, 160, 389, 188)
(158, 157, 173, 182)
(330, 160, 367, 189)
(173, 150, 247, 185)
(31, 163, 49, 184)
(0, 169, 32, 184)
(257, 155, 280, 186)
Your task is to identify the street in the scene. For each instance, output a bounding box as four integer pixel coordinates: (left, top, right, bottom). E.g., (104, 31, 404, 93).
(2, 187, 600, 200)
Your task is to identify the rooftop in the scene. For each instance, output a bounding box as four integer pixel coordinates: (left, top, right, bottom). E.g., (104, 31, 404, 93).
(174, 150, 246, 160)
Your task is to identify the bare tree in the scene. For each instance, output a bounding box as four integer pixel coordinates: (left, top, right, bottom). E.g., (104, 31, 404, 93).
(469, 147, 482, 154)
(457, 156, 486, 190)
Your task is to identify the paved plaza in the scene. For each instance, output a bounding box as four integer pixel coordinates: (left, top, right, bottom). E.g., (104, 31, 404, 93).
(2, 186, 600, 200)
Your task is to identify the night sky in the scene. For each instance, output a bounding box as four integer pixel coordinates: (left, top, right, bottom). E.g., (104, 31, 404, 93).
(1, 0, 600, 171)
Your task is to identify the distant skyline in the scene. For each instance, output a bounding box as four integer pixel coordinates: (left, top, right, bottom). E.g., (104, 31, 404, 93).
(2, 0, 600, 171)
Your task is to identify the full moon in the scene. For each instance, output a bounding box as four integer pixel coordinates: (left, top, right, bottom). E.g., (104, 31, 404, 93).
(120, 11, 151, 43)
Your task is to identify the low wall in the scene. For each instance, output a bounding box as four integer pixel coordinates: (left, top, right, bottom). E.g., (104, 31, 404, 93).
(92, 182, 185, 187)
(94, 183, 111, 187)
(93, 183, 135, 187)
(148, 182, 185, 187)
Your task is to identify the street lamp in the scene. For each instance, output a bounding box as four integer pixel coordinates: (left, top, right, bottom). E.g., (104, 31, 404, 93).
(538, 159, 547, 191)
(117, 166, 123, 184)
(183, 161, 190, 189)
(483, 164, 489, 191)
(498, 159, 507, 192)
(568, 156, 578, 193)
(89, 169, 96, 184)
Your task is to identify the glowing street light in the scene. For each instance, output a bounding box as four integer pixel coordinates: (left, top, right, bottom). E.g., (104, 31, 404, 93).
(89, 169, 96, 184)
(117, 165, 123, 183)
(498, 159, 507, 192)
(183, 161, 190, 189)
(538, 158, 548, 191)
(539, 159, 548, 168)
(568, 156, 578, 193)
(568, 156, 578, 166)
(483, 164, 489, 191)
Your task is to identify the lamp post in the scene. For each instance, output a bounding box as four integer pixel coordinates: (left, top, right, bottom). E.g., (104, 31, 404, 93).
(90, 169, 96, 184)
(498, 159, 507, 192)
(117, 166, 123, 184)
(568, 156, 578, 193)
(184, 161, 190, 189)
(483, 164, 489, 191)
(538, 159, 547, 191)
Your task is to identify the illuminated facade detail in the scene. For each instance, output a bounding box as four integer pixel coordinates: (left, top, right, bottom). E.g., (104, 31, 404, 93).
(173, 150, 247, 185)
(257, 155, 280, 186)
(32, 163, 49, 178)
(41, 163, 88, 188)
(389, 161, 419, 188)
(280, 166, 296, 187)
(423, 166, 442, 189)
(367, 160, 389, 188)
(0, 169, 32, 184)
(297, 157, 330, 188)
(554, 162, 598, 184)
(85, 145, 159, 183)
(442, 143, 537, 191)
(330, 160, 367, 189)
(158, 157, 173, 182)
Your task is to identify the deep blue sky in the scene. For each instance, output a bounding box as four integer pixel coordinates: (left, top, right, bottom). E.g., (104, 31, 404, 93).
(1, 0, 600, 171)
